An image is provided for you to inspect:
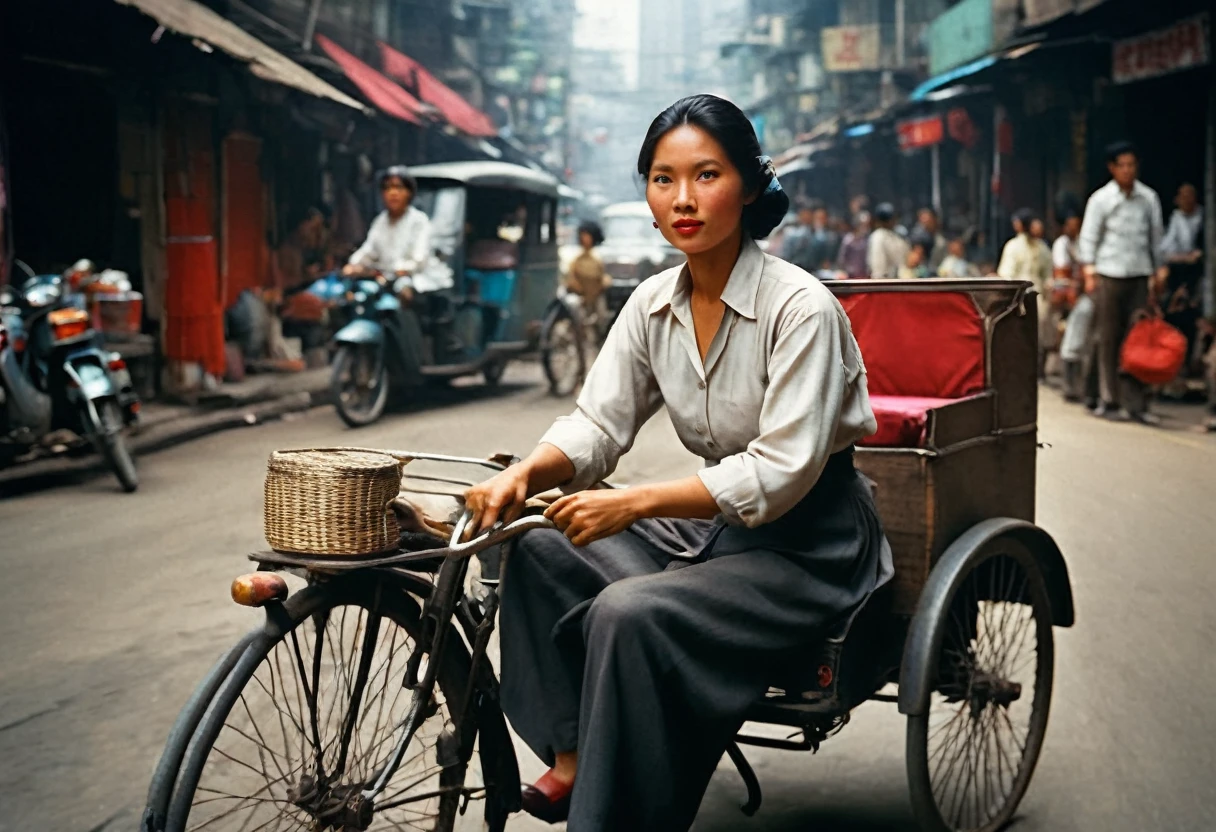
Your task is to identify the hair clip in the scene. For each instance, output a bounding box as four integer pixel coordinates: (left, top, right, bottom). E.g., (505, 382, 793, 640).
(757, 155, 782, 195)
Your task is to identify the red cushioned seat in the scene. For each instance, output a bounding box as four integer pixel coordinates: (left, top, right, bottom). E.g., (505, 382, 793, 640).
(841, 292, 986, 399)
(862, 395, 962, 448)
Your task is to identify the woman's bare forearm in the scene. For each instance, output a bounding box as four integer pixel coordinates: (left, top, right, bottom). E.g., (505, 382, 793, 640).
(628, 475, 720, 521)
(517, 443, 578, 496)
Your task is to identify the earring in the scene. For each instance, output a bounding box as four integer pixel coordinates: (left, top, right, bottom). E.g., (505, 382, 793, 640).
(652, 221, 659, 228)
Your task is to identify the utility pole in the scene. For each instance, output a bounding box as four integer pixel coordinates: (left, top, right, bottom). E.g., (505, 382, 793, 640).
(302, 0, 323, 51)
(895, 0, 906, 68)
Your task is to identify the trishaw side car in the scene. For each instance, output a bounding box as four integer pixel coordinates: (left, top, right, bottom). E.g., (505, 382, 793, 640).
(143, 279, 1073, 832)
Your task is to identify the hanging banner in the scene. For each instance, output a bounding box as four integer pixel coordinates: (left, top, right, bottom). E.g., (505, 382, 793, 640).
(897, 115, 944, 151)
(822, 25, 881, 72)
(1112, 14, 1210, 85)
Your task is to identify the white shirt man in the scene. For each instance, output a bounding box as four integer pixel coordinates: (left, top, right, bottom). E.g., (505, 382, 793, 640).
(1076, 145, 1167, 422)
(867, 226, 910, 279)
(1078, 179, 1164, 278)
(348, 206, 454, 293)
(1159, 203, 1203, 262)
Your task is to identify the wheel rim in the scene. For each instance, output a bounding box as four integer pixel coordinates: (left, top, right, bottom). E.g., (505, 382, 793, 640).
(545, 318, 582, 395)
(920, 551, 1053, 832)
(185, 603, 457, 831)
(338, 350, 385, 418)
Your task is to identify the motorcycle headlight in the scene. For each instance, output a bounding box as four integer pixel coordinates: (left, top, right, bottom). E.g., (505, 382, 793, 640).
(25, 284, 60, 308)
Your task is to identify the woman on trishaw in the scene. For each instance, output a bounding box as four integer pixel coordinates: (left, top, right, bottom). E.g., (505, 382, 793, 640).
(464, 94, 894, 831)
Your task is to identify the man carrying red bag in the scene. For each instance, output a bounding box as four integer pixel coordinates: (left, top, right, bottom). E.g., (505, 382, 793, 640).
(1078, 141, 1168, 425)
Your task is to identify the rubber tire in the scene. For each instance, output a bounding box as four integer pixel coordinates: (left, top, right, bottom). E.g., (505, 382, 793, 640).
(94, 399, 138, 492)
(905, 537, 1055, 832)
(165, 575, 475, 832)
(332, 344, 390, 428)
(540, 305, 586, 397)
(142, 633, 256, 832)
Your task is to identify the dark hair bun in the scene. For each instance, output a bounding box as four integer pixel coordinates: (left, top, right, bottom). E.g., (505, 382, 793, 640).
(744, 179, 789, 240)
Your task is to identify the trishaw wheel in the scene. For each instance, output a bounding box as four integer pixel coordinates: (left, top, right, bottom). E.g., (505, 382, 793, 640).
(332, 345, 390, 428)
(541, 306, 585, 397)
(905, 538, 1054, 832)
(165, 577, 473, 832)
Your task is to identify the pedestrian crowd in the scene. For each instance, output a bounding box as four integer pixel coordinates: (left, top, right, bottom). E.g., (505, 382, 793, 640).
(772, 140, 1213, 432)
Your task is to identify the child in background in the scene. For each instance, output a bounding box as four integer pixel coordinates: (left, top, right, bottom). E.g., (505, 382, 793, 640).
(898, 242, 929, 280)
(937, 237, 979, 278)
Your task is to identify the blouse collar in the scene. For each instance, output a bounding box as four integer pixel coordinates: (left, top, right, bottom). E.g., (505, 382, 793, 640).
(649, 236, 764, 322)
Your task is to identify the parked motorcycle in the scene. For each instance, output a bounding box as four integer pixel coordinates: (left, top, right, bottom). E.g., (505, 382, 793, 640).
(0, 271, 141, 491)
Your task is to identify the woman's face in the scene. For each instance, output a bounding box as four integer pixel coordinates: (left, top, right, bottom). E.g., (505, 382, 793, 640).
(578, 230, 595, 250)
(645, 124, 753, 257)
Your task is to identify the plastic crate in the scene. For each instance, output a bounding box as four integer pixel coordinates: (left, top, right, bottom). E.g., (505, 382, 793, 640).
(90, 291, 143, 336)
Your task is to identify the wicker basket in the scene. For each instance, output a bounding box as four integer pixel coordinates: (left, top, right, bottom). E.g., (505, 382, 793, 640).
(264, 449, 403, 556)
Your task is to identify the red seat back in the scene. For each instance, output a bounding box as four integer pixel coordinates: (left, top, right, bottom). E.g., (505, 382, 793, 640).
(840, 291, 986, 399)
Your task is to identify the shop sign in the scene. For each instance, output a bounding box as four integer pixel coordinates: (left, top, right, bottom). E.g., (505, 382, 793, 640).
(897, 115, 944, 151)
(822, 25, 881, 72)
(928, 0, 993, 76)
(1112, 14, 1210, 84)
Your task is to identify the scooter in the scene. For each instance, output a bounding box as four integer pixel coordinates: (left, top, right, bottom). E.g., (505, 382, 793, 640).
(328, 272, 421, 428)
(0, 272, 140, 491)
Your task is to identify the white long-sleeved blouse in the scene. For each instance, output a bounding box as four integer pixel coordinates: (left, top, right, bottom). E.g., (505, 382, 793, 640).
(539, 238, 877, 529)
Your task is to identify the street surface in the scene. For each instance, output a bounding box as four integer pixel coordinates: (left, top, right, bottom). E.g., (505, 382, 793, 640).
(1, 362, 1214, 831)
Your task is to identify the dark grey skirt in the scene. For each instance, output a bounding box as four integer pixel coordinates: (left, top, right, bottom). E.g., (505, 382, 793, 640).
(499, 450, 892, 831)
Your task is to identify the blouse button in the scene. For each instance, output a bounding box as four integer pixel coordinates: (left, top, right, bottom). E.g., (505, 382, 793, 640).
(697, 380, 706, 390)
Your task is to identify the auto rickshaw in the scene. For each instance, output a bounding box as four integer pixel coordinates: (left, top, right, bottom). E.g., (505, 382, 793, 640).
(330, 162, 587, 424)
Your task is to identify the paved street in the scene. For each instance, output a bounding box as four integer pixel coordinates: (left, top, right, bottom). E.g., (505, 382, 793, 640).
(1, 361, 1214, 831)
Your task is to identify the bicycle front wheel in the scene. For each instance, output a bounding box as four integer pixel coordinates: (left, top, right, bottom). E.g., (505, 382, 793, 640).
(166, 575, 473, 832)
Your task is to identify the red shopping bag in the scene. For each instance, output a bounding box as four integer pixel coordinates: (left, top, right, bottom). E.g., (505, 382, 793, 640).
(1120, 315, 1187, 385)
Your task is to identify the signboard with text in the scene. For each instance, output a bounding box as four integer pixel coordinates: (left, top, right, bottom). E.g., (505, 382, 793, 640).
(897, 115, 945, 151)
(1112, 14, 1210, 84)
(822, 25, 881, 72)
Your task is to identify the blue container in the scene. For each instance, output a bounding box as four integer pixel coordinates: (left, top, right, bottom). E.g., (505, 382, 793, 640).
(465, 269, 516, 308)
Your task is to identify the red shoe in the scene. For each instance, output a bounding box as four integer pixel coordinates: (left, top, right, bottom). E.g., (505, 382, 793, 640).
(520, 769, 573, 823)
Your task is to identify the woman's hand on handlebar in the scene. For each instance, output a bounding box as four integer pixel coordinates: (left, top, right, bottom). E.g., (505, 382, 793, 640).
(465, 467, 530, 539)
(544, 490, 641, 547)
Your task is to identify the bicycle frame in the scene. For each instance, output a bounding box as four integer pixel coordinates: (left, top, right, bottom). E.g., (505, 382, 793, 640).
(358, 506, 554, 804)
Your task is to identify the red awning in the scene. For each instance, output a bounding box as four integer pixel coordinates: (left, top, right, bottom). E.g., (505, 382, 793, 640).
(315, 35, 425, 125)
(378, 42, 497, 138)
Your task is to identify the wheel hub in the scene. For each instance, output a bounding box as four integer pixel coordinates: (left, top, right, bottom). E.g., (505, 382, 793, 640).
(289, 774, 375, 831)
(969, 671, 1022, 716)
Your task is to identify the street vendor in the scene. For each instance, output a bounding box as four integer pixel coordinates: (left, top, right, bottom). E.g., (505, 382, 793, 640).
(464, 94, 893, 831)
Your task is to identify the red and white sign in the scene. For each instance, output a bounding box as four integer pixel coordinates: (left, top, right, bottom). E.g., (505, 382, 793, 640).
(897, 115, 944, 151)
(822, 25, 881, 72)
(1112, 14, 1210, 85)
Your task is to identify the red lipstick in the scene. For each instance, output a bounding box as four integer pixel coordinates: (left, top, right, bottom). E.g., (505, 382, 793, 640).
(671, 218, 705, 237)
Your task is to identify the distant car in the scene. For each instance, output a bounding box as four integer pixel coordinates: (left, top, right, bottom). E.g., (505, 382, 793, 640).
(598, 201, 685, 323)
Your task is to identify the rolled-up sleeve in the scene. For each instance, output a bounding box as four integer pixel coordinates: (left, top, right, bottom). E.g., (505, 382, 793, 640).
(697, 306, 850, 527)
(538, 290, 662, 491)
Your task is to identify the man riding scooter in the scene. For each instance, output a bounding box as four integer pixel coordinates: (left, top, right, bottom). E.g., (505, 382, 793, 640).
(342, 166, 437, 387)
